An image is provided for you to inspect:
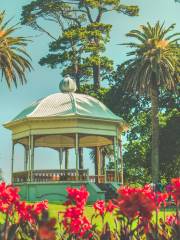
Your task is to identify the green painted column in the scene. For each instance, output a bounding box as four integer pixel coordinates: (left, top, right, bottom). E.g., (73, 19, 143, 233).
(58, 148, 63, 170)
(24, 146, 28, 171)
(113, 136, 118, 182)
(116, 137, 120, 183)
(103, 149, 106, 183)
(11, 141, 15, 183)
(65, 149, 69, 170)
(27, 135, 31, 182)
(94, 147, 98, 181)
(30, 135, 34, 181)
(75, 133, 79, 180)
(28, 135, 34, 182)
(97, 147, 101, 183)
(32, 137, 35, 170)
(78, 148, 84, 169)
(119, 137, 124, 185)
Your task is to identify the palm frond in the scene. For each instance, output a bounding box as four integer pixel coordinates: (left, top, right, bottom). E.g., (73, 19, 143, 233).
(0, 11, 32, 89)
(121, 21, 180, 95)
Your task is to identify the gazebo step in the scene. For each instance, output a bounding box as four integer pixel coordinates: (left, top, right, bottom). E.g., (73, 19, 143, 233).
(96, 183, 120, 200)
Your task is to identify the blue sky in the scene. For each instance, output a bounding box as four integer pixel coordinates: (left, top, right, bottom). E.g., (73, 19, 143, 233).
(0, 0, 180, 181)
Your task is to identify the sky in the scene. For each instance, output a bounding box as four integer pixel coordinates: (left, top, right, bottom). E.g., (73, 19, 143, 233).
(0, 0, 179, 182)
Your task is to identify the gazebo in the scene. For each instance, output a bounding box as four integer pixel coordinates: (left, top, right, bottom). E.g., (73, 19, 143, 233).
(4, 77, 127, 202)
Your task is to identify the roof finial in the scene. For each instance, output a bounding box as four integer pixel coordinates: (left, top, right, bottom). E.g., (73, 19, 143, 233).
(59, 76, 77, 93)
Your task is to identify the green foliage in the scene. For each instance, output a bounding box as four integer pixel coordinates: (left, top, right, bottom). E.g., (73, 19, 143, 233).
(39, 23, 113, 88)
(0, 11, 32, 89)
(21, 0, 139, 89)
(122, 21, 180, 94)
(159, 109, 180, 181)
(123, 101, 180, 185)
(121, 21, 180, 183)
(79, 84, 108, 101)
(105, 64, 180, 185)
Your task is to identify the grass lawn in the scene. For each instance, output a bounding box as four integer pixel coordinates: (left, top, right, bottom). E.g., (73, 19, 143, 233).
(48, 203, 176, 230)
(0, 203, 176, 231)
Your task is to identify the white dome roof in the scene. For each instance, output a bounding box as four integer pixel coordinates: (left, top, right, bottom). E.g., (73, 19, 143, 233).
(13, 92, 121, 122)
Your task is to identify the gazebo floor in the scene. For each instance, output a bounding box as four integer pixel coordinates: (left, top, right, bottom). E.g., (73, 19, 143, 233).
(14, 181, 121, 203)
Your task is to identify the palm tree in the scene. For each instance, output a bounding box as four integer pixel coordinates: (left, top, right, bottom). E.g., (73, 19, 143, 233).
(122, 22, 180, 183)
(0, 11, 32, 89)
(90, 145, 114, 179)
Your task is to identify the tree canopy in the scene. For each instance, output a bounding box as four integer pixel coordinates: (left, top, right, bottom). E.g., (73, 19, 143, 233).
(21, 0, 139, 89)
(105, 65, 180, 184)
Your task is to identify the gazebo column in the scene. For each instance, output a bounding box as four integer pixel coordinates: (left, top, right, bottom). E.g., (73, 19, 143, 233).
(113, 136, 118, 182)
(78, 148, 84, 169)
(116, 137, 120, 183)
(65, 149, 69, 170)
(75, 133, 79, 180)
(96, 147, 101, 183)
(58, 148, 63, 170)
(102, 149, 107, 183)
(28, 135, 34, 182)
(100, 148, 106, 183)
(94, 148, 98, 181)
(31, 136, 34, 181)
(27, 135, 31, 182)
(24, 145, 29, 171)
(119, 137, 124, 185)
(11, 141, 15, 183)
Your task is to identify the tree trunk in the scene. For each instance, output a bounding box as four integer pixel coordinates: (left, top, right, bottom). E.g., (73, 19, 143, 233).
(76, 74, 80, 91)
(93, 64, 100, 90)
(72, 43, 80, 91)
(74, 64, 81, 91)
(150, 85, 159, 184)
(78, 148, 83, 169)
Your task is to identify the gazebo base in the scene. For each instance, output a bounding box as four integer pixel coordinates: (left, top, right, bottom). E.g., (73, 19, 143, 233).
(14, 181, 121, 203)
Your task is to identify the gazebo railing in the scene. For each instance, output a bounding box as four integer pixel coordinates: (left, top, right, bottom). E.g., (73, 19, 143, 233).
(89, 175, 105, 183)
(12, 169, 121, 183)
(12, 169, 89, 183)
(13, 171, 29, 183)
(89, 170, 121, 183)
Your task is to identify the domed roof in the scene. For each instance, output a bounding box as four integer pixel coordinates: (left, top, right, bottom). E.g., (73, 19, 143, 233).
(11, 77, 125, 125)
(13, 92, 121, 122)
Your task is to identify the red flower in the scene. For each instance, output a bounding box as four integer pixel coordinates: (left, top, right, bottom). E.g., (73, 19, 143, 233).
(66, 185, 89, 208)
(64, 206, 83, 219)
(16, 201, 34, 223)
(116, 186, 157, 220)
(16, 200, 49, 224)
(34, 200, 48, 215)
(0, 182, 20, 214)
(106, 200, 116, 213)
(62, 186, 92, 239)
(156, 192, 168, 207)
(62, 208, 92, 238)
(93, 200, 105, 215)
(171, 178, 180, 202)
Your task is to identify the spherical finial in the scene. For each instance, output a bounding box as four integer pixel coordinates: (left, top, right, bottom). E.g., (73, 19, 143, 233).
(59, 76, 77, 93)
